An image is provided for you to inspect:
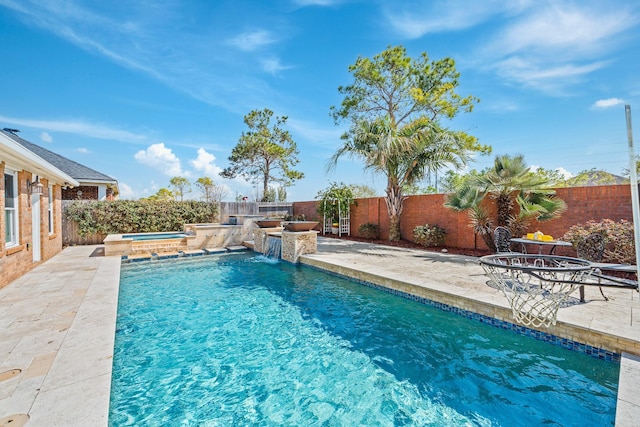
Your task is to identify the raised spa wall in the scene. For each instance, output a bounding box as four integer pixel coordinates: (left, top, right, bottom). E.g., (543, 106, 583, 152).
(104, 216, 261, 257)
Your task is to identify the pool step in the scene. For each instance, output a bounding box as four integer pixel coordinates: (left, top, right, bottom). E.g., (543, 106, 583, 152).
(226, 246, 249, 252)
(203, 247, 227, 254)
(122, 245, 250, 262)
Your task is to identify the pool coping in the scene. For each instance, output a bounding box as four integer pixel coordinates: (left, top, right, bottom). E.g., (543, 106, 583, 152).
(1, 240, 639, 426)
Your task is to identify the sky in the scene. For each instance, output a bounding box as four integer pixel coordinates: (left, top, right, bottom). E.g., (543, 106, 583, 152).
(0, 0, 639, 201)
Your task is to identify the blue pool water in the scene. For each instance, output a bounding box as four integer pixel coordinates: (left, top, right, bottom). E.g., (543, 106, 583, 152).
(122, 232, 187, 241)
(109, 254, 618, 426)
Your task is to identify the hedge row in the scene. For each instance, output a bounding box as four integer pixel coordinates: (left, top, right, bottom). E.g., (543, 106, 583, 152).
(64, 200, 218, 237)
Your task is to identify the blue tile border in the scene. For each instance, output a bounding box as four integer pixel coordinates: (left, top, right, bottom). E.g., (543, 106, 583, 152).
(303, 263, 621, 363)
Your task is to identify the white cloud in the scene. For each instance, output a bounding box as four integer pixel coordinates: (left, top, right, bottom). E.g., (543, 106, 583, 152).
(40, 131, 52, 142)
(592, 98, 625, 109)
(530, 165, 574, 179)
(134, 143, 186, 176)
(76, 147, 89, 154)
(118, 182, 135, 199)
(227, 30, 276, 51)
(555, 167, 574, 179)
(190, 148, 223, 177)
(0, 114, 148, 144)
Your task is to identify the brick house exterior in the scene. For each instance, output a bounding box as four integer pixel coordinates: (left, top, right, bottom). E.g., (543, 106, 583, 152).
(1, 130, 81, 288)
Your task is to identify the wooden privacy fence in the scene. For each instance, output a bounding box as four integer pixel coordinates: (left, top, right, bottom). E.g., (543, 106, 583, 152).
(62, 201, 106, 246)
(62, 201, 293, 246)
(217, 202, 292, 222)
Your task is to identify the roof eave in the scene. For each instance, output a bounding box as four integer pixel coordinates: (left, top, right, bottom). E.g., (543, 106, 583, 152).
(0, 133, 80, 187)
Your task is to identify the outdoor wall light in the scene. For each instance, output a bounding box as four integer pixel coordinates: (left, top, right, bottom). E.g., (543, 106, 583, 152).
(28, 176, 44, 195)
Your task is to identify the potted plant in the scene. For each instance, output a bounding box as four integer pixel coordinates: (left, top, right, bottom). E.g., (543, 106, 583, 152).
(331, 222, 339, 234)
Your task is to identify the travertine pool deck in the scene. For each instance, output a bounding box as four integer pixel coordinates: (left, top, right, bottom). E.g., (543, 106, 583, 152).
(0, 239, 639, 426)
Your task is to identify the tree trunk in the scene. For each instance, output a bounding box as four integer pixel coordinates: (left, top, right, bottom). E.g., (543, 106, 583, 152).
(481, 231, 497, 252)
(389, 215, 401, 241)
(496, 193, 513, 226)
(385, 182, 405, 241)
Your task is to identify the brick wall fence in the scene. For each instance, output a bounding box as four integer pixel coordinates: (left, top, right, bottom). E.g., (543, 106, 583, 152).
(293, 184, 634, 254)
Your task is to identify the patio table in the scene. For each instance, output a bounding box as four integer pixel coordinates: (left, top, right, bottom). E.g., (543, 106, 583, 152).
(510, 237, 573, 255)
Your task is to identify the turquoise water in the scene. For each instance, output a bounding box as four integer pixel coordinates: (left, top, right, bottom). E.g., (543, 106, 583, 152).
(109, 254, 618, 426)
(122, 232, 187, 241)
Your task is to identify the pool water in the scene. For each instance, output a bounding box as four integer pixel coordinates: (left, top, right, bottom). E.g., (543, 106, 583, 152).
(122, 232, 187, 241)
(109, 254, 618, 426)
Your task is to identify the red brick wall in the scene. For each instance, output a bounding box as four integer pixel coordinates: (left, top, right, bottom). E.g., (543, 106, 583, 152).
(41, 181, 63, 263)
(293, 184, 635, 252)
(63, 185, 98, 200)
(1, 167, 65, 289)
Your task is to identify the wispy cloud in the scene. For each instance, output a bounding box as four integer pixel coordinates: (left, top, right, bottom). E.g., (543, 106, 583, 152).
(292, 0, 340, 6)
(384, 0, 529, 38)
(261, 58, 293, 75)
(227, 30, 277, 51)
(0, 114, 148, 144)
(0, 0, 283, 114)
(592, 98, 625, 109)
(482, 2, 639, 93)
(76, 147, 89, 154)
(384, 1, 639, 94)
(286, 118, 343, 148)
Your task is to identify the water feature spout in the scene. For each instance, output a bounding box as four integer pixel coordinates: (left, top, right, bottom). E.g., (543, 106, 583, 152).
(264, 233, 282, 259)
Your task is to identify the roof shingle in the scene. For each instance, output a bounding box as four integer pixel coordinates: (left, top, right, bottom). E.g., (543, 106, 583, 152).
(0, 128, 117, 183)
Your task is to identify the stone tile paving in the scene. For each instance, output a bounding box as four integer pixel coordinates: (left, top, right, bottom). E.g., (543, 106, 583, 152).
(0, 246, 119, 427)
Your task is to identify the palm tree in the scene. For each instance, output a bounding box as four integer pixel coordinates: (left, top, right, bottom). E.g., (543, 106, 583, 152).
(445, 154, 566, 251)
(330, 116, 473, 241)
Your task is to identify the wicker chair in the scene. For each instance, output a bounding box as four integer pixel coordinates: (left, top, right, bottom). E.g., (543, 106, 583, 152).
(576, 233, 607, 302)
(493, 226, 513, 253)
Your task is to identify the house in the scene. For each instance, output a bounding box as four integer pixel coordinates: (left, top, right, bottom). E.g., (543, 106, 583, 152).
(1, 128, 114, 288)
(1, 128, 119, 200)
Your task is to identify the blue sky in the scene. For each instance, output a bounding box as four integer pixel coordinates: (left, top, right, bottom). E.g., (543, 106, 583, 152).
(0, 0, 639, 201)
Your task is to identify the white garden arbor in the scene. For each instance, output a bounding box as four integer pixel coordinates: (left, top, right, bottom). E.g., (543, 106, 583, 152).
(322, 198, 350, 236)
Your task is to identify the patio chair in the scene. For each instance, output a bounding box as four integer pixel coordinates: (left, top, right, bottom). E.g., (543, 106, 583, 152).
(493, 226, 513, 253)
(576, 233, 608, 302)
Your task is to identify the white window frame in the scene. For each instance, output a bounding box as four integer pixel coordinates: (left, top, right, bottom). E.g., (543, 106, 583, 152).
(48, 184, 54, 235)
(4, 170, 19, 247)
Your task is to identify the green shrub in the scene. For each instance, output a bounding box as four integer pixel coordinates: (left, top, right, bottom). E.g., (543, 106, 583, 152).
(284, 213, 307, 221)
(64, 200, 218, 237)
(562, 219, 635, 264)
(358, 223, 379, 239)
(413, 224, 447, 247)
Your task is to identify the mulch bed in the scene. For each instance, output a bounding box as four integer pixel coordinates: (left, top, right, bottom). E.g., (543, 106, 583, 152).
(319, 233, 492, 258)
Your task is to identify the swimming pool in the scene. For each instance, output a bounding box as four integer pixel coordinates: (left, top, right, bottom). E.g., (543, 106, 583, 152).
(109, 253, 618, 426)
(121, 232, 187, 241)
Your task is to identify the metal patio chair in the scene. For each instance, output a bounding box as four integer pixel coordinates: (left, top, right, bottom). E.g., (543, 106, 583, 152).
(493, 226, 513, 253)
(576, 233, 608, 302)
